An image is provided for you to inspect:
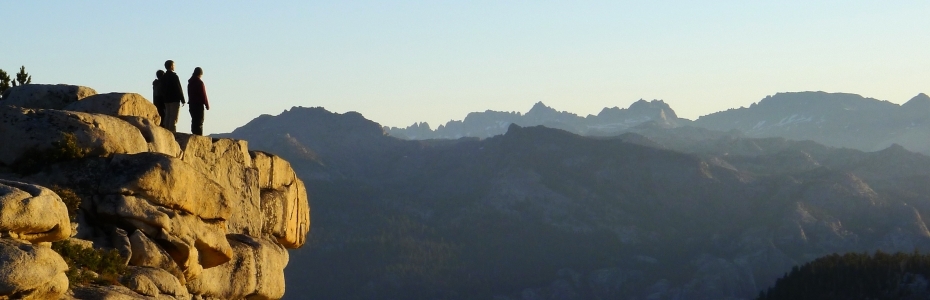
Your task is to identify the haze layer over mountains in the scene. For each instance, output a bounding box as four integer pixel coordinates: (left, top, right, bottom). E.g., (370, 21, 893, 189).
(387, 92, 930, 155)
(220, 91, 930, 299)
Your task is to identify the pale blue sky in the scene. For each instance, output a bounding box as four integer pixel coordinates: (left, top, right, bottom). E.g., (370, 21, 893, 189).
(3, 1, 928, 134)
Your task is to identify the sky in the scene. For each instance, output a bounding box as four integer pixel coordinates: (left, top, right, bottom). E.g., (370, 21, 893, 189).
(2, 1, 929, 135)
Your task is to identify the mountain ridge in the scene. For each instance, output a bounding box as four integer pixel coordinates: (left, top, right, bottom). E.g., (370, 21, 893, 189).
(384, 91, 930, 156)
(222, 104, 930, 300)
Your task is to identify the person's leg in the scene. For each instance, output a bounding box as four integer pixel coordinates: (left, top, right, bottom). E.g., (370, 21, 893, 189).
(156, 103, 166, 127)
(165, 102, 180, 132)
(190, 106, 204, 135)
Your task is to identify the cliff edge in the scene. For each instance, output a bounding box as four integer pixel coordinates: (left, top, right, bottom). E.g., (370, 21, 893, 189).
(0, 84, 311, 299)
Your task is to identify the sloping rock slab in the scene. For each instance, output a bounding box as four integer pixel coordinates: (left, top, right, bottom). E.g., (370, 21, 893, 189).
(0, 106, 147, 167)
(65, 92, 161, 125)
(120, 116, 181, 157)
(99, 153, 231, 220)
(68, 284, 179, 299)
(0, 84, 97, 109)
(0, 180, 71, 243)
(122, 266, 190, 299)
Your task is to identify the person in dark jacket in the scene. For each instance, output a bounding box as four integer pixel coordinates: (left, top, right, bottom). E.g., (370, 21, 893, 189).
(161, 60, 186, 132)
(187, 67, 210, 135)
(152, 70, 166, 127)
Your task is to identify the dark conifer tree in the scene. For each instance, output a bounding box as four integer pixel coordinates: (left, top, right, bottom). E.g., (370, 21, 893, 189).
(14, 66, 31, 86)
(759, 251, 930, 300)
(0, 69, 11, 99)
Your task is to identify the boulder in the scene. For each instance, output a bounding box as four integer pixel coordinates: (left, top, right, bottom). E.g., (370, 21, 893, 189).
(69, 284, 156, 299)
(186, 234, 288, 299)
(260, 181, 310, 249)
(0, 106, 147, 167)
(0, 84, 96, 109)
(64, 92, 161, 125)
(0, 239, 69, 299)
(0, 179, 72, 243)
(95, 194, 232, 278)
(111, 227, 132, 266)
(176, 134, 262, 236)
(252, 151, 311, 248)
(91, 153, 236, 271)
(99, 153, 231, 221)
(119, 117, 181, 157)
(122, 266, 190, 298)
(26, 153, 234, 278)
(252, 151, 297, 190)
(128, 230, 185, 283)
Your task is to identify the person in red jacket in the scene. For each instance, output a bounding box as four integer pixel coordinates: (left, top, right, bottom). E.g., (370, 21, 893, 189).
(187, 67, 210, 135)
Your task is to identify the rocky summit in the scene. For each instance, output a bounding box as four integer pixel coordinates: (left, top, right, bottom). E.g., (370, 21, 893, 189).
(0, 84, 311, 299)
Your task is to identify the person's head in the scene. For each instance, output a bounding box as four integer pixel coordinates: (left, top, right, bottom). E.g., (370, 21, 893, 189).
(164, 60, 175, 71)
(192, 67, 203, 78)
(156, 70, 165, 79)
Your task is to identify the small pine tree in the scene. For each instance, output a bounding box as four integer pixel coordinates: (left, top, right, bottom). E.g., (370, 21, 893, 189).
(0, 69, 11, 99)
(14, 66, 31, 86)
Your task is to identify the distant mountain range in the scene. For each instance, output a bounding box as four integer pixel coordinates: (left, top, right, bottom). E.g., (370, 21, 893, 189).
(217, 97, 930, 299)
(385, 99, 686, 139)
(387, 92, 930, 155)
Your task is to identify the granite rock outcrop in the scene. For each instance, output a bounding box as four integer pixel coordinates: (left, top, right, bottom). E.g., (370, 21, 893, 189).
(0, 84, 311, 299)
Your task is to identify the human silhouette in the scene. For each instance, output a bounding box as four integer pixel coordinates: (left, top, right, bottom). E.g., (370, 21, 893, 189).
(152, 70, 166, 127)
(161, 60, 186, 132)
(187, 67, 210, 135)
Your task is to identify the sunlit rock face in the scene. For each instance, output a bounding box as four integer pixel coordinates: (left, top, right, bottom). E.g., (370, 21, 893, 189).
(64, 92, 161, 125)
(0, 180, 72, 243)
(0, 85, 311, 299)
(1, 84, 97, 109)
(252, 150, 310, 248)
(0, 106, 148, 167)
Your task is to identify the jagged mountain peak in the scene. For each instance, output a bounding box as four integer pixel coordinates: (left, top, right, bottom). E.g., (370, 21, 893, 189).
(526, 101, 558, 116)
(903, 93, 930, 110)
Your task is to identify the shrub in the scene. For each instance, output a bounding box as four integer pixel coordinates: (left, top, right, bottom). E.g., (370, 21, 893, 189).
(48, 186, 81, 221)
(51, 240, 127, 287)
(13, 132, 88, 175)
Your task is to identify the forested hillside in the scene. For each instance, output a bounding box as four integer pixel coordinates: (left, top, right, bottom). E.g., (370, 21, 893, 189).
(759, 251, 930, 300)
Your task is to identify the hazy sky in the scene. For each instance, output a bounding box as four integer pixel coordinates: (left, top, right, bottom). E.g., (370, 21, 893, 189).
(3, 1, 928, 134)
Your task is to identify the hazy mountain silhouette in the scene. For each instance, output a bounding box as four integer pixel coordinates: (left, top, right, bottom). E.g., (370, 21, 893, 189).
(220, 106, 930, 300)
(385, 99, 686, 139)
(389, 92, 930, 157)
(693, 92, 930, 154)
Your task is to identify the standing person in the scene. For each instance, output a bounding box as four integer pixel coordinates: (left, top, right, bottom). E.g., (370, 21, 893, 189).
(161, 60, 186, 132)
(152, 70, 166, 127)
(187, 67, 210, 135)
